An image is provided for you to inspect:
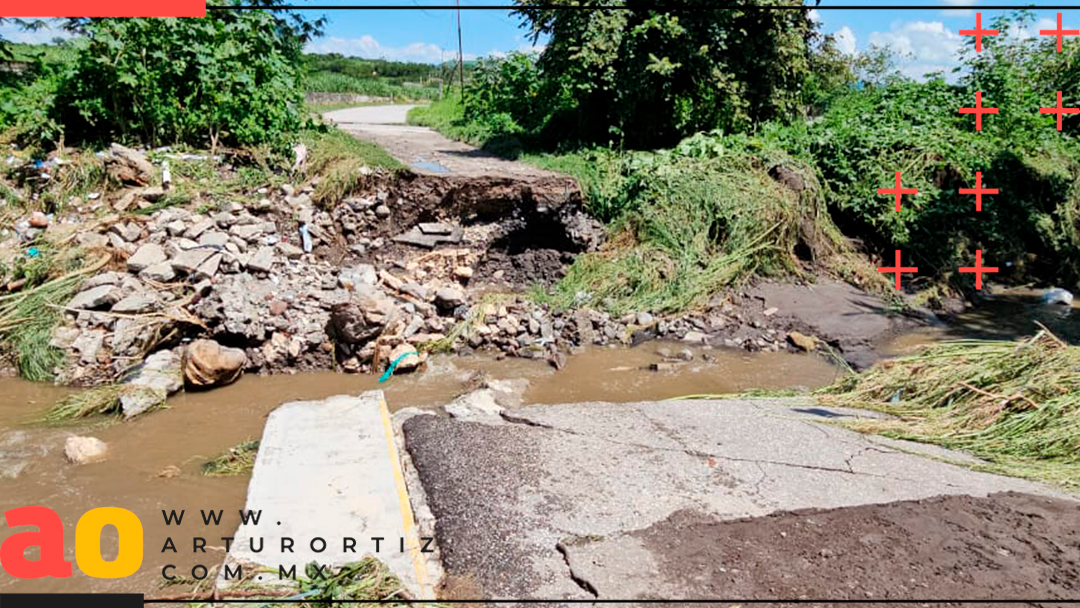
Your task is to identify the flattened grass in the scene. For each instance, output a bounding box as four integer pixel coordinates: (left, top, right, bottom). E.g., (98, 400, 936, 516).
(820, 329, 1080, 488)
(202, 440, 260, 476)
(532, 137, 869, 315)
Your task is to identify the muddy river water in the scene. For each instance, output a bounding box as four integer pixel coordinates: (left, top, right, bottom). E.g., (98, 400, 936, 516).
(0, 344, 839, 595)
(1, 286, 1077, 595)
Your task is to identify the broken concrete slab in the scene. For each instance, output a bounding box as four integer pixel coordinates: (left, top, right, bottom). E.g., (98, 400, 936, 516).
(392, 226, 464, 249)
(402, 398, 1070, 602)
(418, 222, 454, 235)
(219, 391, 433, 598)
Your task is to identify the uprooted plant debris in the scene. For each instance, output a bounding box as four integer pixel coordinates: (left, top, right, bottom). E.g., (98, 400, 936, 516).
(820, 328, 1080, 488)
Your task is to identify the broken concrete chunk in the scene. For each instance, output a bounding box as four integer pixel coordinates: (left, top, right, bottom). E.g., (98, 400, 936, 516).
(418, 222, 454, 235)
(338, 264, 378, 290)
(277, 242, 304, 259)
(247, 247, 275, 273)
(111, 292, 158, 314)
(127, 243, 167, 273)
(170, 248, 215, 274)
(434, 287, 466, 313)
(69, 285, 120, 310)
(140, 262, 176, 283)
(199, 231, 230, 247)
(121, 349, 183, 418)
(79, 271, 125, 291)
(72, 329, 106, 364)
(107, 143, 155, 186)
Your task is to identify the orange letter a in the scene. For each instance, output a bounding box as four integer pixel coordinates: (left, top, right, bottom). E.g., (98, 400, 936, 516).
(1, 507, 73, 579)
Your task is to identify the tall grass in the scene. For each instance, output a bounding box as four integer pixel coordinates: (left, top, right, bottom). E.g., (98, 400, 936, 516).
(820, 329, 1080, 488)
(532, 136, 867, 314)
(0, 251, 106, 382)
(301, 127, 402, 206)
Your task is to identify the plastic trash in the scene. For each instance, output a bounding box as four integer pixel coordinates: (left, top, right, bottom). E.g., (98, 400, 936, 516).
(299, 223, 313, 253)
(1042, 288, 1074, 306)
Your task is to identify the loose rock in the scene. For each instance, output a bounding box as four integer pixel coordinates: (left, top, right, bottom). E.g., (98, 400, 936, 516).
(64, 436, 107, 465)
(183, 339, 247, 388)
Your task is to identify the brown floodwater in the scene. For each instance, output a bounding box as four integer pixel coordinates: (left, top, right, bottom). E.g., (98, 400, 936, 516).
(884, 286, 1080, 355)
(0, 344, 839, 595)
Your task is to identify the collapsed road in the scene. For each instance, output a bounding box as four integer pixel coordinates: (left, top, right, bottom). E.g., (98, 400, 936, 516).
(397, 396, 1079, 604)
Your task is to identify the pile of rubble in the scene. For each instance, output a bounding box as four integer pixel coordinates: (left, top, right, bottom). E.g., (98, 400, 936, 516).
(2, 145, 807, 406)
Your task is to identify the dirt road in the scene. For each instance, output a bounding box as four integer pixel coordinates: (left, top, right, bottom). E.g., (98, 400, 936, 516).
(322, 105, 559, 179)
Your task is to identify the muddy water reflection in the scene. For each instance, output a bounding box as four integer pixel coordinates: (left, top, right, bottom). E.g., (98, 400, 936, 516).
(0, 345, 837, 594)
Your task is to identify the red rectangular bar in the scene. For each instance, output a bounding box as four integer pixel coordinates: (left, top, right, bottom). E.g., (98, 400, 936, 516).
(1, 0, 205, 17)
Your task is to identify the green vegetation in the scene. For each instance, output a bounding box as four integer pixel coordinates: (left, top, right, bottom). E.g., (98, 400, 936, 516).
(304, 53, 447, 101)
(820, 330, 1080, 488)
(202, 440, 260, 476)
(301, 127, 402, 206)
(0, 248, 102, 382)
(416, 8, 1080, 309)
(529, 137, 861, 314)
(57, 15, 305, 151)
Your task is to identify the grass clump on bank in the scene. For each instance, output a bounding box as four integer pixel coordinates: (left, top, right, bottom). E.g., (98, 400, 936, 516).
(0, 249, 105, 382)
(819, 329, 1080, 488)
(45, 383, 166, 422)
(300, 127, 402, 206)
(532, 135, 866, 315)
(202, 440, 260, 476)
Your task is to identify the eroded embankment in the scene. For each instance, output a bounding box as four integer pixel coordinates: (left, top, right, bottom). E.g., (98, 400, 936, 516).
(1, 146, 916, 409)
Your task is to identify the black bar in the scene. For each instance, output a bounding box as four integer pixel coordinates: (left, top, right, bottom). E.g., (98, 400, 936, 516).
(1, 593, 144, 608)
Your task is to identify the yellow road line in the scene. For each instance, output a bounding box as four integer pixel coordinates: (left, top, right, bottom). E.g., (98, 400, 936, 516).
(379, 392, 433, 598)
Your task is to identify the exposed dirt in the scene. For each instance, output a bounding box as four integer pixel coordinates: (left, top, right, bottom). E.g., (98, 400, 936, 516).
(745, 279, 931, 369)
(638, 491, 1080, 605)
(336, 170, 600, 288)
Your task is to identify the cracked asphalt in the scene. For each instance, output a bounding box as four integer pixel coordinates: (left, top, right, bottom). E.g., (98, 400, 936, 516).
(401, 398, 1070, 604)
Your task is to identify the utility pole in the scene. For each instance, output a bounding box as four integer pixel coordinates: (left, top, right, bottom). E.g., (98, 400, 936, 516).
(456, 0, 465, 107)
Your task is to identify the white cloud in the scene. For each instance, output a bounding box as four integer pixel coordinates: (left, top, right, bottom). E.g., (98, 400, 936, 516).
(834, 26, 857, 55)
(0, 19, 70, 45)
(868, 20, 963, 79)
(941, 0, 976, 18)
(305, 35, 476, 64)
(808, 9, 822, 24)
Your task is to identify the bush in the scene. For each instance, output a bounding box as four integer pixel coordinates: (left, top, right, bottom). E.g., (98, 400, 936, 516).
(55, 14, 305, 150)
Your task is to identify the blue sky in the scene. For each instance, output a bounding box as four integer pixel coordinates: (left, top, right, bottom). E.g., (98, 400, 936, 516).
(2, 1, 1078, 77)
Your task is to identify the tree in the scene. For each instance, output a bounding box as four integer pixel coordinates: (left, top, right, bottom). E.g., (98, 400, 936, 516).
(56, 13, 306, 149)
(513, 0, 818, 148)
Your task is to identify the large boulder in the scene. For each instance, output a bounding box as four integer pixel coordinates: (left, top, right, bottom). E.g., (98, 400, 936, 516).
(183, 339, 247, 388)
(327, 289, 397, 345)
(107, 143, 156, 186)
